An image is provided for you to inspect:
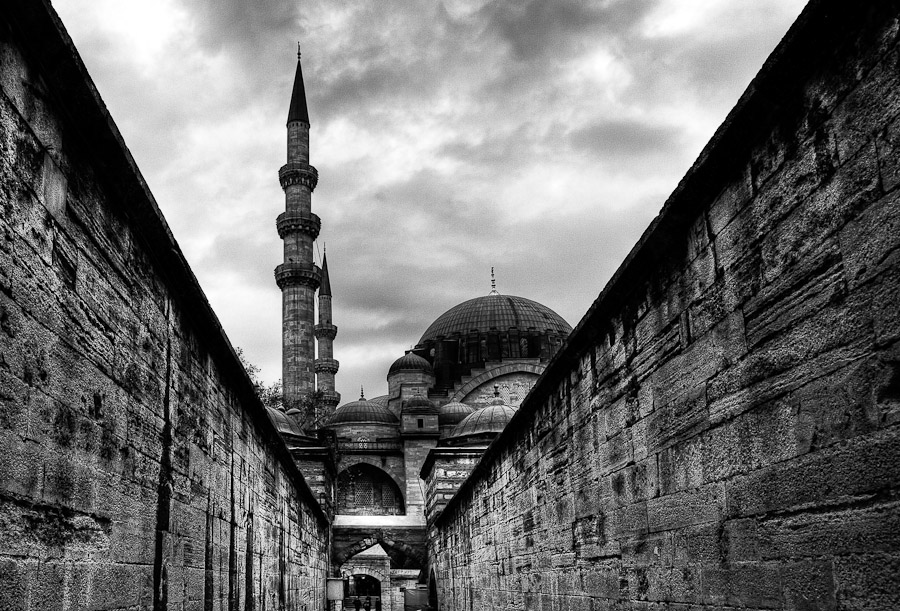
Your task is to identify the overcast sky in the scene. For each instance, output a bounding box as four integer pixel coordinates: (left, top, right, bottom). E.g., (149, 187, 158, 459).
(53, 0, 806, 404)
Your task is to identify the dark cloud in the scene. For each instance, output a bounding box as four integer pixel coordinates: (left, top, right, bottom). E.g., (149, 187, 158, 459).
(567, 118, 683, 158)
(483, 0, 655, 61)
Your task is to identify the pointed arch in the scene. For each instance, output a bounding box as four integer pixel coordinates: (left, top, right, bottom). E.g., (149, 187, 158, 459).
(335, 536, 426, 569)
(336, 463, 405, 516)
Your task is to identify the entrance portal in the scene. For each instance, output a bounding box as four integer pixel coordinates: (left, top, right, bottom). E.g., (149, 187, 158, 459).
(345, 574, 382, 610)
(351, 574, 381, 598)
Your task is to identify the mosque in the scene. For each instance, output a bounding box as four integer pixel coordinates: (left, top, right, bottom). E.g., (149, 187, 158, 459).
(265, 51, 572, 609)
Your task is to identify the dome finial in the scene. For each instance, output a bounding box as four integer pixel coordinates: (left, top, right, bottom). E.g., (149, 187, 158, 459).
(489, 267, 499, 295)
(360, 385, 365, 400)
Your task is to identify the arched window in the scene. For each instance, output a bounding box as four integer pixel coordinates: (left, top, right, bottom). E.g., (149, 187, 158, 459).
(337, 464, 405, 515)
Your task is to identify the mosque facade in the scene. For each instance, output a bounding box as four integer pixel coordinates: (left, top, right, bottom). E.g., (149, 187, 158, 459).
(266, 53, 572, 609)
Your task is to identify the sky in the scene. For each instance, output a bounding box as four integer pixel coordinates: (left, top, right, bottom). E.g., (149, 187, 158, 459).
(53, 0, 807, 404)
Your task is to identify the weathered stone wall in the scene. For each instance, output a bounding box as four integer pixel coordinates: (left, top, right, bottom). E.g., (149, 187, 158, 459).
(0, 3, 328, 610)
(421, 449, 485, 519)
(429, 2, 900, 610)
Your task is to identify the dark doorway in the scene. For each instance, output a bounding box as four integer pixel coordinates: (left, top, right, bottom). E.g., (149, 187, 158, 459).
(350, 574, 380, 597)
(428, 568, 438, 610)
(345, 575, 382, 610)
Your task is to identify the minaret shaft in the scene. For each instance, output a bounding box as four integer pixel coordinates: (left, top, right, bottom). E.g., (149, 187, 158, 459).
(314, 254, 340, 415)
(277, 56, 320, 423)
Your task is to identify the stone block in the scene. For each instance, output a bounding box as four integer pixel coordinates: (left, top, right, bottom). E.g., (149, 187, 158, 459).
(610, 501, 647, 541)
(645, 386, 708, 453)
(0, 559, 28, 611)
(647, 483, 723, 533)
(743, 236, 843, 350)
(657, 437, 703, 496)
(840, 189, 900, 290)
(832, 48, 900, 165)
(700, 562, 782, 609)
(707, 170, 754, 237)
(868, 267, 900, 348)
(725, 428, 900, 518)
(701, 398, 797, 484)
(832, 553, 900, 611)
(793, 357, 884, 454)
(758, 500, 900, 560)
(651, 311, 746, 411)
(671, 522, 720, 566)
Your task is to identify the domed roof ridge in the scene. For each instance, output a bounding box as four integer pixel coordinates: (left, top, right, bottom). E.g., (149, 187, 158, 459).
(403, 394, 439, 415)
(388, 351, 434, 376)
(419, 293, 571, 343)
(438, 401, 476, 426)
(448, 403, 516, 439)
(327, 391, 398, 426)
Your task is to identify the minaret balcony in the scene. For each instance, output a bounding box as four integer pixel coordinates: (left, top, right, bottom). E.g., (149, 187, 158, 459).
(277, 211, 321, 240)
(275, 261, 321, 289)
(314, 358, 339, 375)
(318, 389, 341, 407)
(314, 322, 338, 340)
(279, 162, 318, 191)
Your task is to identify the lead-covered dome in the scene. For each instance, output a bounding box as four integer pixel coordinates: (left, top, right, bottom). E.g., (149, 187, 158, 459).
(419, 293, 571, 342)
(389, 352, 434, 376)
(448, 404, 516, 440)
(327, 395, 399, 426)
(403, 395, 439, 415)
(438, 401, 476, 427)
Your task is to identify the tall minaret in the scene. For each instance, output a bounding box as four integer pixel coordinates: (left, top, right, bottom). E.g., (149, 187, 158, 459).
(275, 48, 321, 428)
(314, 251, 340, 419)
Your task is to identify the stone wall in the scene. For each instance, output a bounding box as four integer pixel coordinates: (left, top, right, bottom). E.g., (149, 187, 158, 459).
(421, 449, 486, 519)
(429, 2, 900, 610)
(0, 3, 328, 610)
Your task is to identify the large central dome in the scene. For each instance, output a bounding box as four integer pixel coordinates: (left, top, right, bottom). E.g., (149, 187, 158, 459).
(419, 293, 571, 342)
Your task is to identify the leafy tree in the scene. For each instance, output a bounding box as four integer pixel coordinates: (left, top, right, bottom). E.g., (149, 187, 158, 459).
(235, 348, 327, 429)
(235, 347, 283, 411)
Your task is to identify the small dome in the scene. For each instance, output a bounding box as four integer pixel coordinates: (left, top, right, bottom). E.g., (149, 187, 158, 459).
(449, 404, 516, 440)
(267, 407, 305, 437)
(328, 394, 398, 426)
(403, 395, 439, 415)
(388, 352, 434, 376)
(439, 401, 476, 426)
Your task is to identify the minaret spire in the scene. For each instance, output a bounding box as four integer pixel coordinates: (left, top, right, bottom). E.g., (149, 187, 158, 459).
(287, 47, 310, 125)
(276, 47, 321, 429)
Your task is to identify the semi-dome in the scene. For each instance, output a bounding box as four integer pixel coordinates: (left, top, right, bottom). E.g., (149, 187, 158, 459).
(419, 293, 571, 342)
(388, 352, 434, 376)
(438, 401, 476, 427)
(448, 404, 516, 440)
(403, 395, 439, 415)
(327, 394, 398, 426)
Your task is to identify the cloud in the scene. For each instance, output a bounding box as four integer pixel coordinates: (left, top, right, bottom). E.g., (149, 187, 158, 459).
(51, 0, 808, 403)
(484, 0, 654, 61)
(567, 118, 683, 158)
